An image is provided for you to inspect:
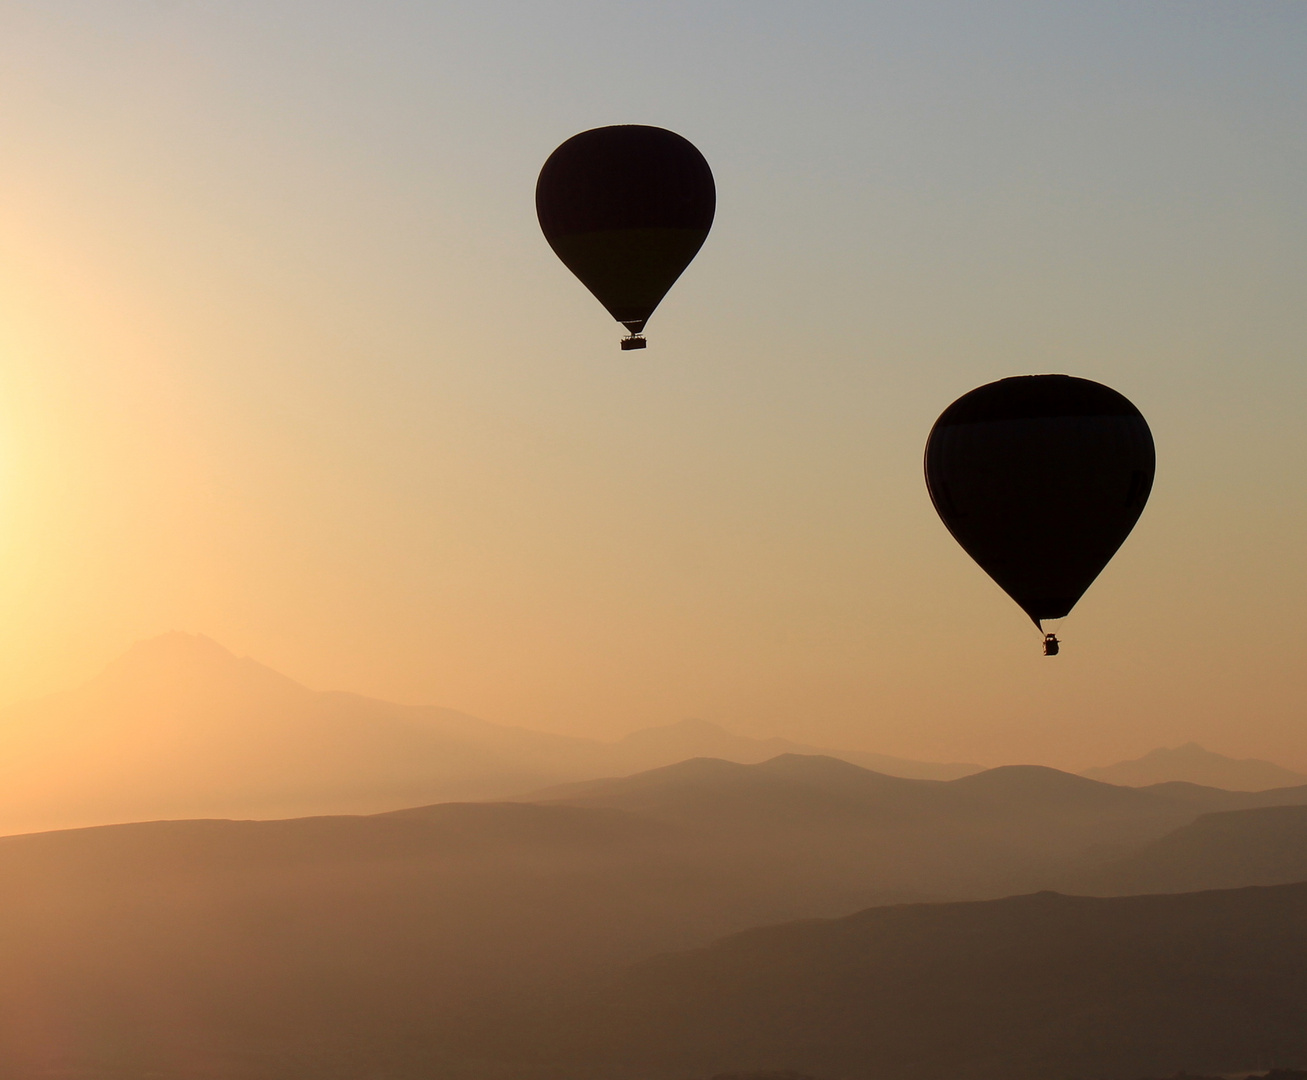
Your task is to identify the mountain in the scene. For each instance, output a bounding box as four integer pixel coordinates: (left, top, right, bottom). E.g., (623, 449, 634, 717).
(1091, 804, 1307, 895)
(528, 884, 1307, 1080)
(0, 783, 1003, 1079)
(527, 755, 1307, 908)
(0, 801, 699, 1078)
(0, 632, 611, 834)
(528, 755, 1307, 912)
(1083, 742, 1307, 791)
(537, 755, 1215, 845)
(610, 718, 981, 780)
(8, 809, 1305, 1080)
(4, 759, 1307, 1078)
(0, 633, 980, 835)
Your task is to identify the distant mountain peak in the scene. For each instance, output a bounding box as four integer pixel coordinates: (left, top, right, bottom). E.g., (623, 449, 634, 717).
(949, 764, 1151, 805)
(755, 753, 889, 778)
(120, 631, 236, 663)
(614, 718, 982, 781)
(1083, 743, 1306, 792)
(86, 632, 307, 698)
(1143, 742, 1220, 760)
(1, 632, 980, 836)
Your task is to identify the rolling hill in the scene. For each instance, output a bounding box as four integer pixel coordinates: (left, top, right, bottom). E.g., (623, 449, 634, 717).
(4, 754, 1307, 1078)
(1092, 803, 1307, 895)
(529, 884, 1307, 1080)
(531, 755, 1307, 896)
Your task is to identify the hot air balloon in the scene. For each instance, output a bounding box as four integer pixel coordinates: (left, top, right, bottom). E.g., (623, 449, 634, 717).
(924, 375, 1154, 654)
(536, 125, 715, 350)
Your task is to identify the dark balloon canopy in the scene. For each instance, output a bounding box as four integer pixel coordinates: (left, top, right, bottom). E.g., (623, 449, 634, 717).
(536, 125, 715, 348)
(924, 375, 1155, 633)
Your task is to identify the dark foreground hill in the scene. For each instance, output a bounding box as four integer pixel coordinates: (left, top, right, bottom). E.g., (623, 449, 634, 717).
(6, 860, 1304, 1077)
(523, 884, 1307, 1080)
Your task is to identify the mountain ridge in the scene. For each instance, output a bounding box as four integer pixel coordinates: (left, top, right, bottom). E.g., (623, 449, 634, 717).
(1083, 742, 1307, 791)
(1090, 803, 1307, 896)
(3, 756, 1307, 1078)
(0, 632, 981, 836)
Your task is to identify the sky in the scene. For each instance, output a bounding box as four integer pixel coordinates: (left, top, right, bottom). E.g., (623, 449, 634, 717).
(0, 1, 1305, 771)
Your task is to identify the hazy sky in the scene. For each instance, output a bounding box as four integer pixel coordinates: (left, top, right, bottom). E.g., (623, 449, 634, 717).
(1, 2, 1305, 770)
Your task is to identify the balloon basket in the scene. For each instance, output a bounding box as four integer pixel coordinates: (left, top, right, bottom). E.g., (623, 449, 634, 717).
(1042, 633, 1060, 657)
(620, 335, 647, 350)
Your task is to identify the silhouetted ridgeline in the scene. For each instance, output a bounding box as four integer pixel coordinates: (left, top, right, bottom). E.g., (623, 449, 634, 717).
(0, 632, 980, 835)
(529, 885, 1307, 1080)
(1088, 804, 1307, 895)
(1083, 743, 1307, 791)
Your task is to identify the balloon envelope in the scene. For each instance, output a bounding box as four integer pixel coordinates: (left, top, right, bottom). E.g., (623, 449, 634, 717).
(536, 125, 715, 339)
(924, 375, 1154, 628)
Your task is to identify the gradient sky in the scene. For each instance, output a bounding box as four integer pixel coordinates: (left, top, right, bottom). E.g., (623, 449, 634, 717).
(1, 1, 1305, 771)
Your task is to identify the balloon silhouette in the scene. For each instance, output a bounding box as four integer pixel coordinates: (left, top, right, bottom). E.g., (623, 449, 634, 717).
(536, 125, 715, 350)
(924, 375, 1154, 652)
